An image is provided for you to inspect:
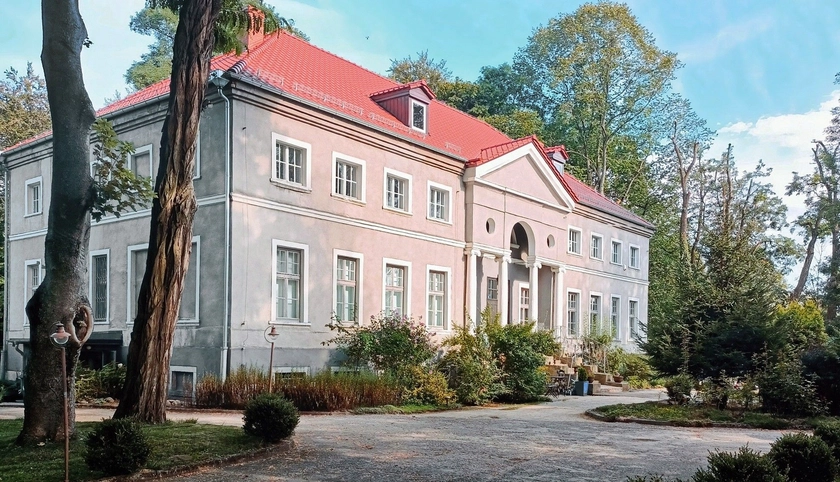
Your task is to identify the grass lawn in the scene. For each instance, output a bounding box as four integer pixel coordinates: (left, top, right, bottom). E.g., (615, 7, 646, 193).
(0, 418, 265, 482)
(592, 402, 839, 429)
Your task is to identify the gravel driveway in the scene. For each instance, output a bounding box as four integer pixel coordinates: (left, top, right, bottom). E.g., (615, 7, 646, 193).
(158, 390, 787, 482)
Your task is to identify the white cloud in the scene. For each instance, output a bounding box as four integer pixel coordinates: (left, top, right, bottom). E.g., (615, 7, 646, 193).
(718, 121, 753, 134)
(679, 14, 774, 63)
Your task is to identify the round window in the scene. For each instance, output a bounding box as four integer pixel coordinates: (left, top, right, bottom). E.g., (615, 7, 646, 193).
(547, 235, 556, 248)
(486, 218, 495, 234)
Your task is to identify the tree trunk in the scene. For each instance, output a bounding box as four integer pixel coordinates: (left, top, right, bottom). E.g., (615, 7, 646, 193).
(115, 0, 221, 423)
(791, 219, 820, 301)
(828, 227, 840, 323)
(17, 0, 96, 445)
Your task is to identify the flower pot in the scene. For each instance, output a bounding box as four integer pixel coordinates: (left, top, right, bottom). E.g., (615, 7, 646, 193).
(613, 375, 624, 383)
(573, 380, 589, 396)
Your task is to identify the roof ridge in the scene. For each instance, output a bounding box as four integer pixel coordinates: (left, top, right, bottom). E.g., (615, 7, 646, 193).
(431, 97, 513, 140)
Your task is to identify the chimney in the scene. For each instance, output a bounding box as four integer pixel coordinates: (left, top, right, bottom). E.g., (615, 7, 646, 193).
(547, 145, 569, 174)
(240, 6, 266, 50)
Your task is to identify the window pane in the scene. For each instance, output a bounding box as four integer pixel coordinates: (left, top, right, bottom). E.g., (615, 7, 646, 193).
(412, 103, 425, 130)
(179, 242, 198, 321)
(132, 249, 147, 319)
(93, 255, 108, 322)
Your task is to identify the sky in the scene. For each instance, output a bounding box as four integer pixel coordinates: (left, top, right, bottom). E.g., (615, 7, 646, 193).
(2, 0, 839, 236)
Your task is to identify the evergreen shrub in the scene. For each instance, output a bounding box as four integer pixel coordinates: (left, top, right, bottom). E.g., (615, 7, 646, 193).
(664, 374, 694, 405)
(243, 393, 300, 443)
(767, 433, 836, 482)
(486, 321, 558, 403)
(814, 420, 840, 464)
(437, 313, 507, 405)
(691, 446, 784, 482)
(84, 418, 151, 476)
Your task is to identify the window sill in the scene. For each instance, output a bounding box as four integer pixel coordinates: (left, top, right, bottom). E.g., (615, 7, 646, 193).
(24, 212, 42, 218)
(629, 266, 640, 271)
(589, 257, 603, 262)
(566, 251, 582, 257)
(177, 320, 200, 327)
(93, 321, 109, 326)
(610, 261, 622, 267)
(426, 216, 452, 226)
(270, 321, 311, 327)
(382, 206, 412, 216)
(270, 179, 311, 193)
(330, 193, 366, 205)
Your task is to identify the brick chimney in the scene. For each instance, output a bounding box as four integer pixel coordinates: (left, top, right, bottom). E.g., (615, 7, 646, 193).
(240, 6, 266, 50)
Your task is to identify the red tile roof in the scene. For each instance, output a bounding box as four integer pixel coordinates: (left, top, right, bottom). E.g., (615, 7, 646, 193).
(4, 30, 651, 229)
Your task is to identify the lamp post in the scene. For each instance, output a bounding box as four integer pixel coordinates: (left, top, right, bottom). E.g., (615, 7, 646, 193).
(50, 323, 71, 482)
(264, 325, 279, 393)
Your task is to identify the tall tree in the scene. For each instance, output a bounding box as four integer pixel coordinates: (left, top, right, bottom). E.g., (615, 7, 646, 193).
(387, 50, 452, 92)
(513, 2, 679, 194)
(0, 64, 51, 149)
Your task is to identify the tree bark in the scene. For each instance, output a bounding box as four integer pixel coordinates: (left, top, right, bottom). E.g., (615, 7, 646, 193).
(791, 218, 820, 301)
(17, 0, 96, 445)
(115, 0, 221, 423)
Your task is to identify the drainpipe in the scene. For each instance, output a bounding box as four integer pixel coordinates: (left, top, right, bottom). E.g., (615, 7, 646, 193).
(1, 167, 8, 379)
(209, 70, 232, 382)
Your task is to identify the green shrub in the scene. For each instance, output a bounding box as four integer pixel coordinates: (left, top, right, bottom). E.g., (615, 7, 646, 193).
(627, 476, 682, 482)
(754, 350, 824, 417)
(243, 393, 300, 443)
(664, 374, 694, 405)
(277, 372, 401, 411)
(0, 379, 22, 401)
(438, 314, 507, 405)
(401, 366, 456, 406)
(75, 362, 127, 400)
(691, 446, 783, 482)
(84, 418, 151, 475)
(802, 342, 840, 415)
(698, 375, 734, 410)
(487, 321, 558, 403)
(326, 312, 437, 376)
(814, 421, 840, 464)
(767, 433, 836, 482)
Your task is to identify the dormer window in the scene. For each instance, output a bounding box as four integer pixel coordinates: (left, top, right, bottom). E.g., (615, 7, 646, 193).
(411, 100, 426, 132)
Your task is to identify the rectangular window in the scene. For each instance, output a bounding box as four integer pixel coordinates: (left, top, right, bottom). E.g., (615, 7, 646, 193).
(130, 147, 153, 179)
(386, 174, 409, 212)
(428, 185, 450, 222)
(629, 300, 639, 338)
(275, 248, 301, 321)
(91, 253, 109, 324)
(519, 286, 530, 323)
(335, 160, 359, 199)
(568, 228, 581, 255)
(26, 177, 42, 216)
(589, 294, 601, 335)
(179, 240, 199, 323)
(610, 296, 620, 340)
(427, 271, 446, 328)
(567, 292, 579, 336)
(271, 134, 310, 189)
(384, 264, 405, 315)
(24, 260, 42, 324)
(335, 256, 358, 323)
(590, 234, 603, 260)
(630, 245, 640, 269)
(193, 129, 201, 179)
(487, 277, 498, 301)
(611, 240, 622, 265)
(169, 366, 196, 400)
(411, 100, 426, 131)
(129, 247, 148, 321)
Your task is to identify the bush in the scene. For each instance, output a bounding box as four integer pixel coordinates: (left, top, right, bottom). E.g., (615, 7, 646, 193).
(84, 418, 151, 475)
(438, 314, 507, 405)
(814, 421, 840, 464)
(75, 362, 126, 400)
(697, 375, 735, 410)
(243, 393, 300, 443)
(767, 433, 836, 482)
(664, 374, 694, 405)
(326, 312, 437, 375)
(754, 350, 824, 417)
(487, 321, 558, 403)
(802, 342, 840, 415)
(401, 366, 456, 406)
(0, 379, 22, 401)
(276, 372, 401, 411)
(691, 446, 783, 482)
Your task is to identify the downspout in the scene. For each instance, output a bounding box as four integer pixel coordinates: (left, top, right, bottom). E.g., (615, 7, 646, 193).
(209, 70, 232, 382)
(1, 166, 8, 379)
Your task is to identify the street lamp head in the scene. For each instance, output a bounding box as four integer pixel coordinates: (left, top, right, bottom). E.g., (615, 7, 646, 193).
(264, 324, 279, 344)
(50, 323, 70, 347)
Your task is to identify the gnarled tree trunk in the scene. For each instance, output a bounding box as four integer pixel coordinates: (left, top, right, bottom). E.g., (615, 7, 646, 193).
(115, 0, 221, 423)
(17, 0, 96, 445)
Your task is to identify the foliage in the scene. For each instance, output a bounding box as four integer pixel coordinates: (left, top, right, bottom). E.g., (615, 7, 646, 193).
(0, 63, 51, 149)
(89, 119, 155, 221)
(802, 340, 840, 415)
(593, 402, 799, 429)
(691, 446, 784, 482)
(627, 476, 682, 482)
(84, 418, 151, 476)
(387, 50, 452, 92)
(400, 366, 456, 406)
(577, 367, 588, 382)
(697, 375, 736, 411)
(242, 393, 300, 443)
(767, 433, 836, 482)
(437, 314, 507, 405)
(197, 365, 268, 409)
(753, 349, 824, 417)
(325, 312, 437, 376)
(486, 320, 558, 403)
(75, 362, 127, 400)
(773, 299, 827, 351)
(664, 374, 694, 405)
(813, 420, 840, 464)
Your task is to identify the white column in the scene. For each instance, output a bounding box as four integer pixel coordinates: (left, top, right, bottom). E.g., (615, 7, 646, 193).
(552, 267, 565, 340)
(467, 248, 480, 327)
(499, 255, 510, 325)
(528, 259, 540, 329)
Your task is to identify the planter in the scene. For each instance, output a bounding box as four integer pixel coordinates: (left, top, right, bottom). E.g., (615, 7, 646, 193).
(613, 375, 624, 383)
(573, 380, 589, 396)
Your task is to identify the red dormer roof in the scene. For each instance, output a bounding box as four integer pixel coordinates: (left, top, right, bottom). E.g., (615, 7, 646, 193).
(370, 80, 436, 100)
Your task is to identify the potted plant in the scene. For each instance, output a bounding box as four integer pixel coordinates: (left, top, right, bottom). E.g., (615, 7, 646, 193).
(573, 367, 589, 396)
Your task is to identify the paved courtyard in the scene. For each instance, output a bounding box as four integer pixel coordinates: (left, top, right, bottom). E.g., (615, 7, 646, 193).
(0, 390, 788, 481)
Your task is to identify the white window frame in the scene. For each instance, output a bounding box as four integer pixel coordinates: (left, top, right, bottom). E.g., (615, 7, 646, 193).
(426, 181, 452, 224)
(270, 133, 312, 191)
(129, 144, 154, 179)
(410, 99, 427, 133)
(567, 288, 581, 337)
(333, 249, 363, 324)
(629, 244, 640, 270)
(126, 242, 149, 325)
(23, 259, 43, 326)
(383, 167, 412, 214)
(590, 233, 603, 260)
(193, 128, 201, 180)
(425, 265, 451, 330)
(89, 249, 110, 325)
(628, 298, 640, 339)
(382, 258, 411, 316)
(178, 236, 201, 325)
(589, 292, 603, 336)
(271, 239, 309, 325)
(611, 239, 623, 266)
(331, 152, 366, 203)
(169, 365, 197, 399)
(487, 277, 499, 301)
(272, 366, 311, 379)
(610, 295, 621, 341)
(517, 282, 530, 324)
(567, 227, 582, 256)
(25, 176, 43, 217)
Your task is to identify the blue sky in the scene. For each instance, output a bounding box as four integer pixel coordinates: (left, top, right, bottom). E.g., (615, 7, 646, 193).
(2, 0, 839, 224)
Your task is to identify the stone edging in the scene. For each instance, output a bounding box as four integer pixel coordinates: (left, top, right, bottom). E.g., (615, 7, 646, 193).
(583, 409, 757, 429)
(96, 439, 295, 481)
